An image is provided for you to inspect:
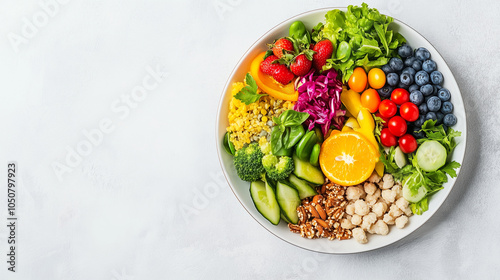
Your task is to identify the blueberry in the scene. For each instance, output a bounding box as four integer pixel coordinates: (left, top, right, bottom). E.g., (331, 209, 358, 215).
(413, 129, 426, 139)
(438, 88, 451, 101)
(433, 85, 442, 95)
(415, 71, 430, 86)
(386, 73, 399, 86)
(398, 81, 409, 89)
(443, 114, 457, 126)
(415, 47, 431, 61)
(422, 59, 437, 73)
(414, 115, 426, 127)
(441, 101, 453, 114)
(411, 60, 422, 71)
(389, 57, 404, 72)
(420, 84, 434, 96)
(381, 64, 393, 74)
(436, 112, 444, 124)
(418, 103, 428, 115)
(425, 112, 437, 121)
(404, 56, 416, 67)
(378, 85, 394, 98)
(427, 96, 442, 112)
(400, 72, 414, 86)
(409, 84, 420, 93)
(410, 90, 424, 105)
(398, 44, 413, 58)
(402, 67, 417, 77)
(430, 70, 444, 85)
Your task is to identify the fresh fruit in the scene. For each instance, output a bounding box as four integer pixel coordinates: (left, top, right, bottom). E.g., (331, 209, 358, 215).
(398, 134, 417, 153)
(272, 38, 294, 58)
(260, 55, 279, 75)
(340, 89, 362, 117)
(420, 84, 433, 96)
(272, 64, 295, 85)
(250, 52, 298, 101)
(422, 59, 437, 73)
(409, 90, 424, 105)
(391, 88, 410, 105)
(319, 131, 378, 186)
(426, 96, 442, 112)
(380, 128, 397, 147)
(348, 67, 368, 93)
(398, 44, 412, 58)
(441, 101, 453, 114)
(400, 102, 419, 122)
(360, 88, 381, 113)
(416, 140, 447, 172)
(377, 85, 393, 98)
(388, 116, 407, 137)
(386, 72, 399, 86)
(399, 72, 414, 86)
(290, 54, 312, 76)
(415, 70, 429, 86)
(312, 40, 334, 71)
(443, 114, 457, 126)
(430, 70, 443, 85)
(378, 99, 398, 118)
(368, 68, 386, 89)
(415, 47, 431, 61)
(389, 57, 404, 71)
(437, 88, 451, 101)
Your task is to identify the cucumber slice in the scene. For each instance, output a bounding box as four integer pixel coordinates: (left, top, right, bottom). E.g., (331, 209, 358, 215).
(289, 174, 318, 199)
(416, 140, 447, 172)
(249, 181, 280, 225)
(394, 146, 407, 168)
(281, 213, 291, 224)
(276, 181, 301, 224)
(293, 155, 325, 185)
(402, 174, 428, 203)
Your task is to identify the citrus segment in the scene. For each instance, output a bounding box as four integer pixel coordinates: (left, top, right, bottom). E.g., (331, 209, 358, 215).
(319, 131, 378, 186)
(250, 52, 298, 101)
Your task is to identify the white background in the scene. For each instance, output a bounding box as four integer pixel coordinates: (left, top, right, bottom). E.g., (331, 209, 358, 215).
(0, 0, 499, 279)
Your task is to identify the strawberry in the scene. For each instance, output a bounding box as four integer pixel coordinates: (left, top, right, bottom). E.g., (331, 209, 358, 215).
(260, 55, 279, 75)
(312, 40, 334, 71)
(272, 38, 294, 58)
(290, 54, 312, 76)
(272, 64, 294, 85)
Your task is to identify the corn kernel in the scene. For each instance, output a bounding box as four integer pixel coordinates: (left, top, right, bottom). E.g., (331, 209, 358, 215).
(261, 116, 268, 122)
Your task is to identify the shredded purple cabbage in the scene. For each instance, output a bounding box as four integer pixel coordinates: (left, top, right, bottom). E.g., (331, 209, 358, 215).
(294, 69, 345, 136)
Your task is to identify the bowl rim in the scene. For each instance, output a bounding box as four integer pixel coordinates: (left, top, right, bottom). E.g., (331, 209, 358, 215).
(215, 7, 468, 254)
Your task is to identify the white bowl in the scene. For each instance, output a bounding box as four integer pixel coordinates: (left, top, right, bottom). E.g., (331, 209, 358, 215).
(215, 8, 467, 254)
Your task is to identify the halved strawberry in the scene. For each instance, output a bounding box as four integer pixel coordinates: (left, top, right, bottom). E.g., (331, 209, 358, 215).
(312, 40, 334, 71)
(260, 55, 279, 75)
(272, 64, 294, 85)
(272, 38, 294, 58)
(290, 54, 312, 76)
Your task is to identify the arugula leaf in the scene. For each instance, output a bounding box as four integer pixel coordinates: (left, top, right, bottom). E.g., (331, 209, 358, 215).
(440, 161, 461, 178)
(234, 73, 267, 105)
(419, 119, 462, 153)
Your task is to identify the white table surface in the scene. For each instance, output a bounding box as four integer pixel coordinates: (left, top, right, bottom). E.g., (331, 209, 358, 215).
(0, 0, 499, 279)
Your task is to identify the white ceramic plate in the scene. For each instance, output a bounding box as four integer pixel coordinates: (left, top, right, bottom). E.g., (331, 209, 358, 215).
(215, 8, 467, 254)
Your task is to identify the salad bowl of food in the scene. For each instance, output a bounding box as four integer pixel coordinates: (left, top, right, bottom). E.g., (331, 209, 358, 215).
(216, 4, 466, 254)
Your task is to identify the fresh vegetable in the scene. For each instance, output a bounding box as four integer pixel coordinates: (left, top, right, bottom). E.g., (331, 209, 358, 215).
(415, 140, 447, 171)
(309, 143, 321, 166)
(393, 146, 407, 168)
(289, 21, 311, 44)
(233, 143, 265, 182)
(250, 180, 280, 225)
(262, 154, 295, 181)
(378, 99, 397, 118)
(388, 116, 407, 137)
(348, 67, 368, 93)
(368, 68, 386, 89)
(223, 132, 236, 155)
(276, 181, 301, 224)
(402, 173, 428, 203)
(340, 88, 362, 117)
(312, 39, 334, 71)
(391, 88, 410, 105)
(234, 73, 268, 105)
(313, 3, 406, 82)
(288, 174, 318, 199)
(399, 102, 419, 122)
(295, 130, 319, 161)
(270, 109, 309, 156)
(293, 154, 325, 185)
(250, 52, 298, 101)
(399, 134, 418, 154)
(360, 88, 381, 113)
(272, 38, 294, 58)
(294, 69, 345, 136)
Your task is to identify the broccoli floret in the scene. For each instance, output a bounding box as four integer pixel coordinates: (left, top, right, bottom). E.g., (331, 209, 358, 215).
(233, 143, 265, 182)
(262, 154, 294, 181)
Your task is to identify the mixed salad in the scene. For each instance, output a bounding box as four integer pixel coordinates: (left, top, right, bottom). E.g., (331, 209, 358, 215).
(223, 4, 461, 243)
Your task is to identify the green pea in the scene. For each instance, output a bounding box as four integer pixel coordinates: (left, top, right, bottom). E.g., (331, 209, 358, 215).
(289, 21, 311, 44)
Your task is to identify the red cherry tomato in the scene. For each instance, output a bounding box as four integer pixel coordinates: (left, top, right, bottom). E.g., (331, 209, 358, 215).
(380, 128, 397, 147)
(391, 88, 410, 105)
(375, 112, 389, 127)
(400, 102, 420, 122)
(361, 88, 381, 113)
(388, 116, 407, 137)
(378, 99, 397, 118)
(399, 134, 418, 153)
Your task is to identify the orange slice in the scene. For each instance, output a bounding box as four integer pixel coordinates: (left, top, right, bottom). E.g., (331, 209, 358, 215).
(249, 52, 298, 101)
(319, 131, 378, 186)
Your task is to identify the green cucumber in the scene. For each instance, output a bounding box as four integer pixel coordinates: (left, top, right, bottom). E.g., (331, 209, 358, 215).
(416, 140, 447, 172)
(276, 181, 301, 224)
(281, 213, 291, 224)
(249, 180, 280, 225)
(402, 174, 428, 203)
(288, 174, 318, 199)
(293, 154, 325, 185)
